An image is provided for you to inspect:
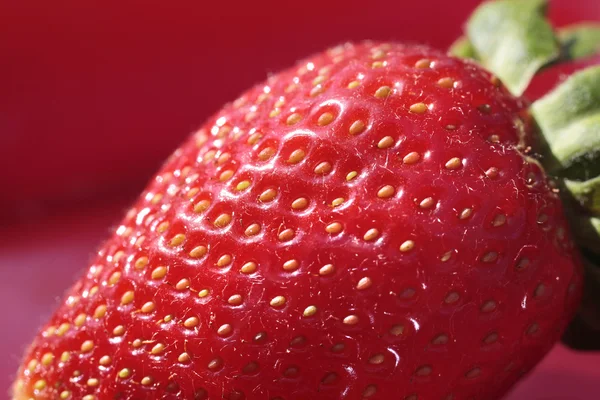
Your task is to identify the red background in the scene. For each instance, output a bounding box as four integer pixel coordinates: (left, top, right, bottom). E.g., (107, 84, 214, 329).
(1, 0, 598, 398)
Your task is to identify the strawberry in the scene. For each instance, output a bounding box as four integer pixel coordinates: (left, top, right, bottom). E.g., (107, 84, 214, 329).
(13, 0, 600, 398)
(12, 41, 583, 400)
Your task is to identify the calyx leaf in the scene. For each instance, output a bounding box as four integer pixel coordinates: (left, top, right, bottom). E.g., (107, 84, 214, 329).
(558, 23, 600, 60)
(464, 0, 560, 96)
(531, 66, 600, 178)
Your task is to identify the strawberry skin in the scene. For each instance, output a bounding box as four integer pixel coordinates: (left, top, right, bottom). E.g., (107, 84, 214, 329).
(14, 43, 582, 400)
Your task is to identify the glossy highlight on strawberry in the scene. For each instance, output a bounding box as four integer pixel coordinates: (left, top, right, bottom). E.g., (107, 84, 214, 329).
(13, 42, 582, 400)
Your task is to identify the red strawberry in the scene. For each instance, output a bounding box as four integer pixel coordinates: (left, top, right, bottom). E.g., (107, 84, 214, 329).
(12, 41, 583, 400)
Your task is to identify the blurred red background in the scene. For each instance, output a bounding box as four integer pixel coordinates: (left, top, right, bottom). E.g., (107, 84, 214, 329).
(1, 0, 598, 398)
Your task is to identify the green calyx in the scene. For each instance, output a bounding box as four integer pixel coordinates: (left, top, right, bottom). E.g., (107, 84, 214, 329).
(461, 0, 560, 96)
(452, 0, 600, 346)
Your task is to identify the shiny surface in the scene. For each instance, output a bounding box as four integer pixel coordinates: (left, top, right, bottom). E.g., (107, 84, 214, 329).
(14, 43, 582, 399)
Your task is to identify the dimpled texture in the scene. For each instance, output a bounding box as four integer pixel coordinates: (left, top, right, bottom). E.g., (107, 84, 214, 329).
(14, 42, 582, 400)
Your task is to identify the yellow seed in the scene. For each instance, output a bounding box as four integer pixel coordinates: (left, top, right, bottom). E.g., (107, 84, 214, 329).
(286, 113, 302, 125)
(82, 395, 96, 400)
(372, 61, 385, 69)
(189, 245, 207, 258)
(94, 305, 107, 319)
(217, 152, 231, 164)
(482, 252, 498, 263)
(176, 278, 190, 290)
(247, 132, 263, 145)
(283, 259, 300, 271)
(374, 86, 391, 98)
(141, 301, 155, 313)
(56, 322, 70, 336)
(493, 214, 506, 227)
(113, 325, 125, 336)
(218, 324, 233, 336)
(363, 228, 379, 241)
(81, 340, 94, 353)
(415, 58, 431, 68)
(402, 152, 421, 165)
(157, 221, 170, 233)
(363, 385, 377, 398)
(121, 291, 134, 305)
(74, 313, 87, 327)
(184, 316, 199, 328)
(60, 390, 71, 399)
(245, 223, 261, 236)
(141, 376, 154, 386)
(445, 157, 462, 170)
(438, 77, 454, 88)
(113, 250, 126, 262)
(134, 256, 149, 269)
(108, 271, 121, 285)
(419, 197, 435, 209)
(99, 355, 112, 366)
(27, 359, 38, 372)
(310, 85, 325, 97)
(193, 199, 211, 213)
(41, 352, 54, 366)
(314, 161, 332, 175)
(312, 75, 326, 85)
(151, 266, 167, 280)
(357, 277, 373, 290)
(170, 234, 186, 247)
(150, 193, 163, 204)
(292, 197, 309, 210)
(326, 222, 343, 234)
(409, 102, 427, 114)
(178, 352, 191, 363)
(236, 180, 251, 191)
(241, 262, 258, 274)
(303, 305, 318, 317)
(369, 354, 385, 364)
(151, 343, 165, 355)
(118, 368, 131, 379)
(269, 108, 281, 118)
(34, 379, 47, 391)
(258, 147, 276, 161)
(343, 315, 359, 325)
(278, 229, 295, 241)
(217, 254, 232, 267)
(319, 264, 335, 276)
(331, 197, 345, 207)
(287, 148, 306, 164)
(441, 251, 452, 262)
(390, 324, 405, 336)
(346, 171, 358, 181)
(400, 240, 415, 252)
(349, 120, 366, 135)
(228, 294, 243, 305)
(318, 112, 335, 126)
(259, 188, 277, 202)
(214, 213, 232, 228)
(377, 185, 395, 198)
(219, 170, 234, 181)
(60, 351, 70, 363)
(87, 378, 99, 387)
(377, 136, 394, 149)
(347, 80, 360, 89)
(486, 167, 499, 179)
(270, 296, 287, 307)
(459, 208, 473, 220)
(371, 49, 386, 59)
